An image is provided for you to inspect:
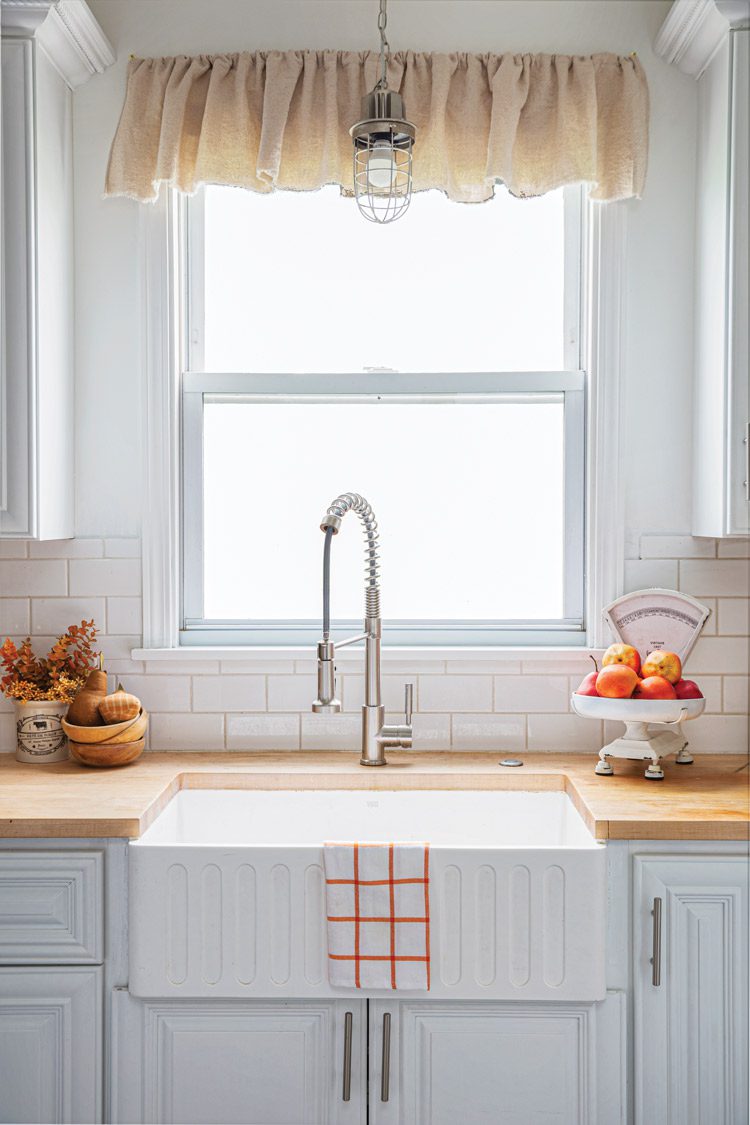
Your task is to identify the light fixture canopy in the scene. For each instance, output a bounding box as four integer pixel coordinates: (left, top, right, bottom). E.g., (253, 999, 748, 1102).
(350, 0, 416, 224)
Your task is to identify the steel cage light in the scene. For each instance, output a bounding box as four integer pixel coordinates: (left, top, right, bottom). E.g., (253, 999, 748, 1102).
(349, 0, 416, 224)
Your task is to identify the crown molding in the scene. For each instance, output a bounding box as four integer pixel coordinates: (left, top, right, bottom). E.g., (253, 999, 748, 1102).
(655, 0, 750, 77)
(1, 0, 114, 88)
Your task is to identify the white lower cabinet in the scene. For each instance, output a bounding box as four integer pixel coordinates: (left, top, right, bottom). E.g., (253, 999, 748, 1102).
(113, 991, 624, 1125)
(0, 967, 102, 1124)
(633, 854, 749, 1124)
(112, 993, 366, 1124)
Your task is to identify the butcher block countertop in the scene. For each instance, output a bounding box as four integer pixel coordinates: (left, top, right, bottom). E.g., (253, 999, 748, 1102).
(0, 752, 747, 842)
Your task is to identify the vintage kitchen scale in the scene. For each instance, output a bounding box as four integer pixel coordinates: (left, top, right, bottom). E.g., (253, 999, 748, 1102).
(572, 588, 710, 780)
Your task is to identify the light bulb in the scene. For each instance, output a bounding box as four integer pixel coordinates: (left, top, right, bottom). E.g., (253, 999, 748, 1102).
(366, 141, 397, 191)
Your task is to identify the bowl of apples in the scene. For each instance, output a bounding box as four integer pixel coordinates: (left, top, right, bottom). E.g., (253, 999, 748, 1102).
(572, 643, 706, 725)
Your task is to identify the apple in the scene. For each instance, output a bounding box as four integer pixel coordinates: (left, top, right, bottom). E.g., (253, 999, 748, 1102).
(633, 675, 677, 700)
(641, 650, 682, 684)
(675, 679, 703, 700)
(595, 665, 639, 699)
(602, 643, 641, 675)
(576, 671, 599, 696)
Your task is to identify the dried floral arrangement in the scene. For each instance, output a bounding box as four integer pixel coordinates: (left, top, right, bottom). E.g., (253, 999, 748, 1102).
(0, 620, 100, 702)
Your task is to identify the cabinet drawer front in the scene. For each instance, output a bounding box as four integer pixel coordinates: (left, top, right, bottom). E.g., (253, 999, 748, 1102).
(0, 851, 103, 964)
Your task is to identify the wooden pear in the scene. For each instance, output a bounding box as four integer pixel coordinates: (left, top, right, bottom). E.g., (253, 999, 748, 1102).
(98, 687, 141, 724)
(66, 668, 108, 726)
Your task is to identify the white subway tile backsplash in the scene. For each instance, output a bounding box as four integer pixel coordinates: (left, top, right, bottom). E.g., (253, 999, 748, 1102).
(723, 677, 749, 715)
(301, 713, 361, 750)
(452, 713, 525, 751)
(226, 713, 300, 750)
(104, 538, 141, 558)
(623, 559, 679, 593)
(494, 675, 569, 713)
(418, 675, 492, 712)
(149, 712, 224, 750)
(527, 713, 603, 752)
(679, 715, 749, 754)
(31, 598, 106, 636)
(679, 559, 749, 598)
(0, 714, 16, 751)
(192, 675, 265, 712)
(29, 538, 103, 559)
(0, 534, 744, 755)
(0, 599, 30, 635)
(0, 541, 28, 558)
(119, 674, 191, 711)
(69, 559, 141, 596)
(685, 637, 749, 675)
(640, 534, 715, 559)
(0, 560, 67, 596)
(410, 714, 451, 750)
(267, 674, 317, 712)
(107, 597, 143, 635)
(717, 540, 750, 558)
(717, 599, 749, 636)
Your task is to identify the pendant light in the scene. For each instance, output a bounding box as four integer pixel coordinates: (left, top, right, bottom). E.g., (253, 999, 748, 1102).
(350, 0, 416, 224)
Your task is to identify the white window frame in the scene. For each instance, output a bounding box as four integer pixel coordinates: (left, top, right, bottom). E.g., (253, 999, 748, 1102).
(136, 188, 625, 658)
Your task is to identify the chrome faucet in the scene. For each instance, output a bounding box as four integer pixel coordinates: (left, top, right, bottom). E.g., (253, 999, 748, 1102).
(312, 493, 413, 766)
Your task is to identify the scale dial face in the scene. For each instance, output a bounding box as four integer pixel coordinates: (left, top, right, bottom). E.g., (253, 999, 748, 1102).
(603, 588, 710, 662)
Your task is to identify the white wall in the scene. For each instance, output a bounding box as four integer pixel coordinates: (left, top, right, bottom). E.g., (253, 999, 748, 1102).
(77, 0, 695, 547)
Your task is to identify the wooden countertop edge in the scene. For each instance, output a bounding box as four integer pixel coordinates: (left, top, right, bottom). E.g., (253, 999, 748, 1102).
(0, 752, 747, 841)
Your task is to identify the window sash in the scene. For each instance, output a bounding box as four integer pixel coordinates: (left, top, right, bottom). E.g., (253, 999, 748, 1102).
(179, 187, 587, 648)
(180, 372, 586, 646)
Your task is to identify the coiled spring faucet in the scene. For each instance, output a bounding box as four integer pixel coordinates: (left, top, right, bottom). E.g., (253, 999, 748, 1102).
(312, 492, 413, 766)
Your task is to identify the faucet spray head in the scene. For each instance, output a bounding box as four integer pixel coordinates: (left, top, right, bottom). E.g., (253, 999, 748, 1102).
(312, 640, 342, 714)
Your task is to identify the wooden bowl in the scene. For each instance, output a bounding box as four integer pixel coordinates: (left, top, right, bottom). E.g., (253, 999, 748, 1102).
(62, 709, 148, 745)
(69, 737, 145, 768)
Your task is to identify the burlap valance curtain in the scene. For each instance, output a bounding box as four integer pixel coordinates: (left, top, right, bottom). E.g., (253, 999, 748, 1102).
(105, 50, 649, 204)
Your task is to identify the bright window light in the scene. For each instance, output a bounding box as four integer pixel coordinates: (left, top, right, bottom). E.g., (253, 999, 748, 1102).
(202, 400, 565, 623)
(200, 186, 566, 374)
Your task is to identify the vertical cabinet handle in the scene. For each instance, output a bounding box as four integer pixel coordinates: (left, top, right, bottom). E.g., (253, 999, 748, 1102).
(381, 1011, 392, 1102)
(342, 1011, 353, 1102)
(650, 896, 662, 986)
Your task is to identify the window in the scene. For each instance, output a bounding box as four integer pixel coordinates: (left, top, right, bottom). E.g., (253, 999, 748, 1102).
(181, 185, 586, 646)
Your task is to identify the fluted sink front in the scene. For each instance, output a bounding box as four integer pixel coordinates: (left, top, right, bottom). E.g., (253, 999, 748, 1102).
(129, 789, 606, 1001)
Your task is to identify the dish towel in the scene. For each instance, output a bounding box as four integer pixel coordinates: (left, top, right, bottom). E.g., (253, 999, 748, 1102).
(323, 842, 430, 990)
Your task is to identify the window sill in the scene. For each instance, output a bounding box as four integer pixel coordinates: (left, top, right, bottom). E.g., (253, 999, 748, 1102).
(132, 645, 603, 666)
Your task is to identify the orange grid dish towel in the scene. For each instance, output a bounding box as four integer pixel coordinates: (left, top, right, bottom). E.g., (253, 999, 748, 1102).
(323, 842, 430, 990)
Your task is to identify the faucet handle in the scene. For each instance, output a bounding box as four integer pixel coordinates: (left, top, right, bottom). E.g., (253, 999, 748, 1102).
(404, 683, 414, 725)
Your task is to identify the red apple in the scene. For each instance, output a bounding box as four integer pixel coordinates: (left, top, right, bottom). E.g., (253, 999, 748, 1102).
(596, 665, 639, 699)
(602, 643, 641, 675)
(641, 650, 682, 684)
(633, 675, 677, 700)
(576, 672, 599, 696)
(674, 679, 703, 700)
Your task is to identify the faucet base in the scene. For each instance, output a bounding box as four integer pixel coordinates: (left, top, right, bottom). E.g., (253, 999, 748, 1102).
(359, 757, 388, 767)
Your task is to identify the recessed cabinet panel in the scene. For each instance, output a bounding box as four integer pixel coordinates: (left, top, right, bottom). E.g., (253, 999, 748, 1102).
(0, 851, 103, 963)
(112, 992, 366, 1125)
(633, 855, 749, 1125)
(0, 966, 102, 1124)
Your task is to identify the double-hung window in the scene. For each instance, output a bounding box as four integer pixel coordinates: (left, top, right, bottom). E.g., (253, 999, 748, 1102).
(180, 184, 586, 646)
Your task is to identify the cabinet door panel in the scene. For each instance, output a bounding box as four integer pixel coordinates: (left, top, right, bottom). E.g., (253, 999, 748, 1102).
(634, 855, 749, 1125)
(113, 992, 365, 1125)
(369, 998, 620, 1125)
(0, 967, 102, 1124)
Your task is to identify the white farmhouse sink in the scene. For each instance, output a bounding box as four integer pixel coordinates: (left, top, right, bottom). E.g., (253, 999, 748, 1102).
(129, 789, 605, 1001)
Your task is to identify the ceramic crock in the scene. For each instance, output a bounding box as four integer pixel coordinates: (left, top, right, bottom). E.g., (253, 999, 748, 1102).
(13, 700, 69, 763)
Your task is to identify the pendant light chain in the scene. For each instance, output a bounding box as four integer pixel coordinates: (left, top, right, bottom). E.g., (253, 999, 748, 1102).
(377, 0, 390, 89)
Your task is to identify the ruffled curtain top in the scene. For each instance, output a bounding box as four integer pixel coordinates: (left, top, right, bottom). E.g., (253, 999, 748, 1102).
(105, 50, 649, 204)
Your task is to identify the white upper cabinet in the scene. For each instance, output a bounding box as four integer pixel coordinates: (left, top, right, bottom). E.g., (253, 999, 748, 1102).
(0, 0, 113, 539)
(658, 1, 750, 537)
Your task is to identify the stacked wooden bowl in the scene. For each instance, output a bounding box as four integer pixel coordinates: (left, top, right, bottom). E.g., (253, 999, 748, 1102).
(63, 708, 149, 767)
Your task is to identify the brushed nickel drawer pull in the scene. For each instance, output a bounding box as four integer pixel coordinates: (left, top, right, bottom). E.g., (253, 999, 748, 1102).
(651, 896, 663, 986)
(381, 1011, 392, 1102)
(342, 1011, 353, 1102)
